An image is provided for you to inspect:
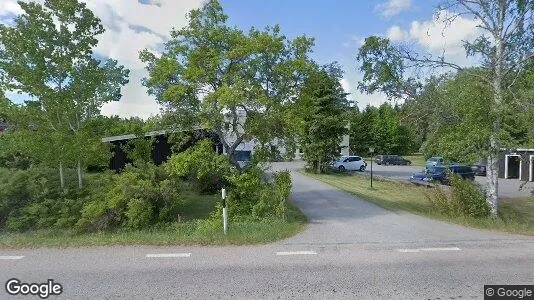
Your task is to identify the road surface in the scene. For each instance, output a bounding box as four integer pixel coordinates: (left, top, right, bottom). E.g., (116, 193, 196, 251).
(1, 162, 533, 299)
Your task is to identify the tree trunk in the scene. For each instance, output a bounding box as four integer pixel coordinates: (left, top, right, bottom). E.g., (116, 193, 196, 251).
(486, 3, 505, 218)
(225, 145, 243, 172)
(486, 136, 499, 217)
(77, 161, 83, 188)
(59, 161, 65, 189)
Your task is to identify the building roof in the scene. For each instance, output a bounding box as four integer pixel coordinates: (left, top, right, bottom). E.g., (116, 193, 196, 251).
(101, 126, 206, 143)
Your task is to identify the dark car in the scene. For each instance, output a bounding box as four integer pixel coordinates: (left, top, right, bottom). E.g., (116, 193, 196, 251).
(375, 155, 412, 166)
(471, 159, 487, 176)
(410, 165, 475, 185)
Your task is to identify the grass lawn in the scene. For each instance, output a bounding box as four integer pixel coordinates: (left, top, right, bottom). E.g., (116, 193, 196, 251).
(303, 171, 534, 236)
(0, 193, 307, 249)
(363, 153, 425, 167)
(403, 154, 426, 167)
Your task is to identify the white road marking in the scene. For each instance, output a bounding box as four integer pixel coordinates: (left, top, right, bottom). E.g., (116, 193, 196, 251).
(0, 256, 24, 260)
(146, 253, 191, 258)
(276, 251, 317, 256)
(397, 247, 461, 253)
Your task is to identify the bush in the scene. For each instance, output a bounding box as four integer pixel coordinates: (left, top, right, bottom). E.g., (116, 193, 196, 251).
(165, 140, 234, 193)
(76, 163, 183, 232)
(125, 198, 153, 229)
(449, 174, 490, 218)
(0, 167, 84, 231)
(426, 174, 490, 218)
(224, 168, 292, 221)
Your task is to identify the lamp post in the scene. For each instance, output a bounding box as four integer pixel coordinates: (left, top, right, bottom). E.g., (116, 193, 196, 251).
(369, 147, 375, 188)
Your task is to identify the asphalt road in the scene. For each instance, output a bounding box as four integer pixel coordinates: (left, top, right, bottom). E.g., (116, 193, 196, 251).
(1, 162, 534, 299)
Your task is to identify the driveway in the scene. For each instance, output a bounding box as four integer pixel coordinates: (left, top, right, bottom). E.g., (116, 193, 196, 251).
(271, 162, 532, 248)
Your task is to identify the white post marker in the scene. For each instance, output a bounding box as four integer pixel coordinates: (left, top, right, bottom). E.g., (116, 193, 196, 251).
(222, 188, 228, 235)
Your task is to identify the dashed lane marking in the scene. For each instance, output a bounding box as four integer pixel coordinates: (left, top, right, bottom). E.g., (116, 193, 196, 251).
(276, 251, 317, 256)
(146, 253, 191, 258)
(0, 256, 24, 260)
(397, 247, 461, 253)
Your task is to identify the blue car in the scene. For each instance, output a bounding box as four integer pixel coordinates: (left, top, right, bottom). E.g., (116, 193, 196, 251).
(410, 165, 475, 185)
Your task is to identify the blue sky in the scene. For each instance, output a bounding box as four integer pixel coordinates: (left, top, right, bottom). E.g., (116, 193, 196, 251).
(1, 0, 481, 118)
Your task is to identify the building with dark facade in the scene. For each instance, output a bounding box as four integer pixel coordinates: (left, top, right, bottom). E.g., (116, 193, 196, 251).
(499, 148, 534, 182)
(102, 128, 223, 172)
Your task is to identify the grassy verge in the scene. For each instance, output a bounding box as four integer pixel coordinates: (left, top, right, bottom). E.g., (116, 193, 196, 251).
(363, 154, 425, 167)
(303, 171, 534, 236)
(0, 196, 307, 249)
(403, 154, 426, 167)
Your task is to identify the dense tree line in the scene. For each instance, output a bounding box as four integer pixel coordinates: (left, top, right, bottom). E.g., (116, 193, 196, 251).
(349, 103, 418, 157)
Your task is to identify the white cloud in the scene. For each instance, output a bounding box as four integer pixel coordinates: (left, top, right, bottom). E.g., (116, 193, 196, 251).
(386, 25, 408, 41)
(100, 69, 161, 119)
(409, 10, 482, 58)
(375, 0, 412, 18)
(340, 78, 354, 102)
(0, 0, 206, 119)
(0, 0, 23, 16)
(385, 10, 483, 67)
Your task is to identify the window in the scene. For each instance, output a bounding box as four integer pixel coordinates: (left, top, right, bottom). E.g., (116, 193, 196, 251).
(234, 150, 252, 161)
(349, 157, 361, 162)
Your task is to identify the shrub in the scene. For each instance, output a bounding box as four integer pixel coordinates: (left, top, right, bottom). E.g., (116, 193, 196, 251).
(165, 140, 234, 193)
(76, 163, 183, 232)
(224, 168, 292, 221)
(449, 174, 490, 218)
(125, 198, 153, 229)
(0, 167, 83, 231)
(426, 174, 490, 218)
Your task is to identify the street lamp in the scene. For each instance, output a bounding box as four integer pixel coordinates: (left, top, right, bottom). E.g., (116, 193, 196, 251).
(369, 147, 375, 188)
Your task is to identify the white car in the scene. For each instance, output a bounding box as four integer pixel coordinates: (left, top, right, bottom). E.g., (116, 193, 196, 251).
(332, 156, 367, 172)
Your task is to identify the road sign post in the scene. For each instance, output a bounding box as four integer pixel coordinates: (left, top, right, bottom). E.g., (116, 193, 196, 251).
(222, 188, 228, 235)
(369, 147, 375, 188)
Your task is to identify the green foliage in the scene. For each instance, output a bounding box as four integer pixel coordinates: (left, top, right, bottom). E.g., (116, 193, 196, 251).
(224, 168, 292, 221)
(123, 138, 154, 166)
(293, 68, 349, 172)
(125, 198, 154, 230)
(0, 0, 129, 188)
(426, 175, 490, 219)
(350, 103, 416, 156)
(165, 140, 234, 193)
(75, 163, 182, 232)
(0, 167, 84, 231)
(140, 0, 315, 168)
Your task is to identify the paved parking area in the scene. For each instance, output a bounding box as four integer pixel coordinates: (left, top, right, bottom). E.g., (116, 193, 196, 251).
(362, 164, 533, 198)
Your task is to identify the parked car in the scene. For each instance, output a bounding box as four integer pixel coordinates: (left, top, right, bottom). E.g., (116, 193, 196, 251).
(425, 156, 444, 170)
(410, 164, 475, 185)
(471, 159, 487, 176)
(332, 155, 367, 172)
(375, 155, 411, 166)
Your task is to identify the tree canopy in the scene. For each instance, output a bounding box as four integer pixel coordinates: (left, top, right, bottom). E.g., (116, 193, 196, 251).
(140, 0, 315, 168)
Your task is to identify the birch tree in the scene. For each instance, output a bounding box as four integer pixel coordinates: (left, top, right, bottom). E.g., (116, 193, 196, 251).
(0, 0, 129, 188)
(357, 0, 533, 216)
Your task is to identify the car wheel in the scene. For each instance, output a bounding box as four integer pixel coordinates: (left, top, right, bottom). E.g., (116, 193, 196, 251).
(338, 165, 346, 172)
(359, 165, 366, 172)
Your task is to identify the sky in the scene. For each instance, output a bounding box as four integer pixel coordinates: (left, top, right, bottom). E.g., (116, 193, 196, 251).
(0, 0, 483, 119)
